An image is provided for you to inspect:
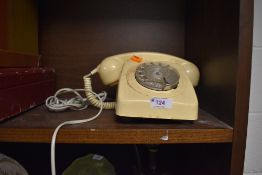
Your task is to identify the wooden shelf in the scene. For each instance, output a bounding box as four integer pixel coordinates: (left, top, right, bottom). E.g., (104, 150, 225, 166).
(0, 0, 253, 174)
(0, 105, 232, 144)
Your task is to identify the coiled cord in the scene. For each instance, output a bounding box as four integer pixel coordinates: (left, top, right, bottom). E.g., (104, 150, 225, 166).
(83, 75, 115, 109)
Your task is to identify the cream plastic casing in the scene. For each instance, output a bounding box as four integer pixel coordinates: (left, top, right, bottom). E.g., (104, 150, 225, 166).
(98, 52, 199, 120)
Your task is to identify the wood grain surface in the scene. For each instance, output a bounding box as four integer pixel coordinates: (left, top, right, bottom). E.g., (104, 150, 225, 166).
(0, 105, 232, 143)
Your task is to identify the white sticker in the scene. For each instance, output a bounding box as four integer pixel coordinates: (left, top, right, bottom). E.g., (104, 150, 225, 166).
(150, 97, 173, 109)
(92, 154, 104, 160)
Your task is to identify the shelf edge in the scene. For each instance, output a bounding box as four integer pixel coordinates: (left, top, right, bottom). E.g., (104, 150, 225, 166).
(0, 128, 233, 144)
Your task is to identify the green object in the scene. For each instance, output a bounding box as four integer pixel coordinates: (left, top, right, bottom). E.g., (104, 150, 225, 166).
(63, 154, 116, 175)
(0, 153, 28, 175)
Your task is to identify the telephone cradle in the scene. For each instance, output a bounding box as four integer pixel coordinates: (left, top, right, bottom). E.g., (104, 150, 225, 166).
(96, 52, 200, 120)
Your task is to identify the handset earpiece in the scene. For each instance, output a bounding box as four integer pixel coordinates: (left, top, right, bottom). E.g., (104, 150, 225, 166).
(97, 56, 125, 86)
(181, 62, 200, 87)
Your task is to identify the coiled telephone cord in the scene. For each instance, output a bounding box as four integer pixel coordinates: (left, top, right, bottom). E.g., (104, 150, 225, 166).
(83, 75, 115, 109)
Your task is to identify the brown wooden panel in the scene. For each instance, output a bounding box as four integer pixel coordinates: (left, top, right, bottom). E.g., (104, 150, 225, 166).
(0, 0, 38, 53)
(0, 106, 232, 143)
(0, 127, 233, 144)
(39, 0, 186, 89)
(7, 0, 38, 54)
(0, 49, 40, 67)
(185, 0, 253, 174)
(0, 0, 8, 49)
(185, 0, 239, 126)
(230, 0, 254, 174)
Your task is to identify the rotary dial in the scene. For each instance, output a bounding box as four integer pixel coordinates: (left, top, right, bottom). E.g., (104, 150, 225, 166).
(135, 62, 180, 91)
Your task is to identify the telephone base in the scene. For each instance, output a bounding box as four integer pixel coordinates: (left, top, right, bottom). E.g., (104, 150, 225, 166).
(115, 99, 198, 120)
(103, 52, 199, 120)
(115, 60, 198, 120)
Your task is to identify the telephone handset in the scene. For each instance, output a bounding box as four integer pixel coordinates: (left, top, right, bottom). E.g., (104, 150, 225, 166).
(84, 52, 200, 120)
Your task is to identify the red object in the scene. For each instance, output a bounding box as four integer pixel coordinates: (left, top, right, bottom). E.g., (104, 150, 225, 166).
(130, 55, 143, 63)
(0, 67, 55, 121)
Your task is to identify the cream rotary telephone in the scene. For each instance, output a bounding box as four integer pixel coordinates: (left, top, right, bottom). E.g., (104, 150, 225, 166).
(84, 52, 200, 120)
(49, 52, 200, 175)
